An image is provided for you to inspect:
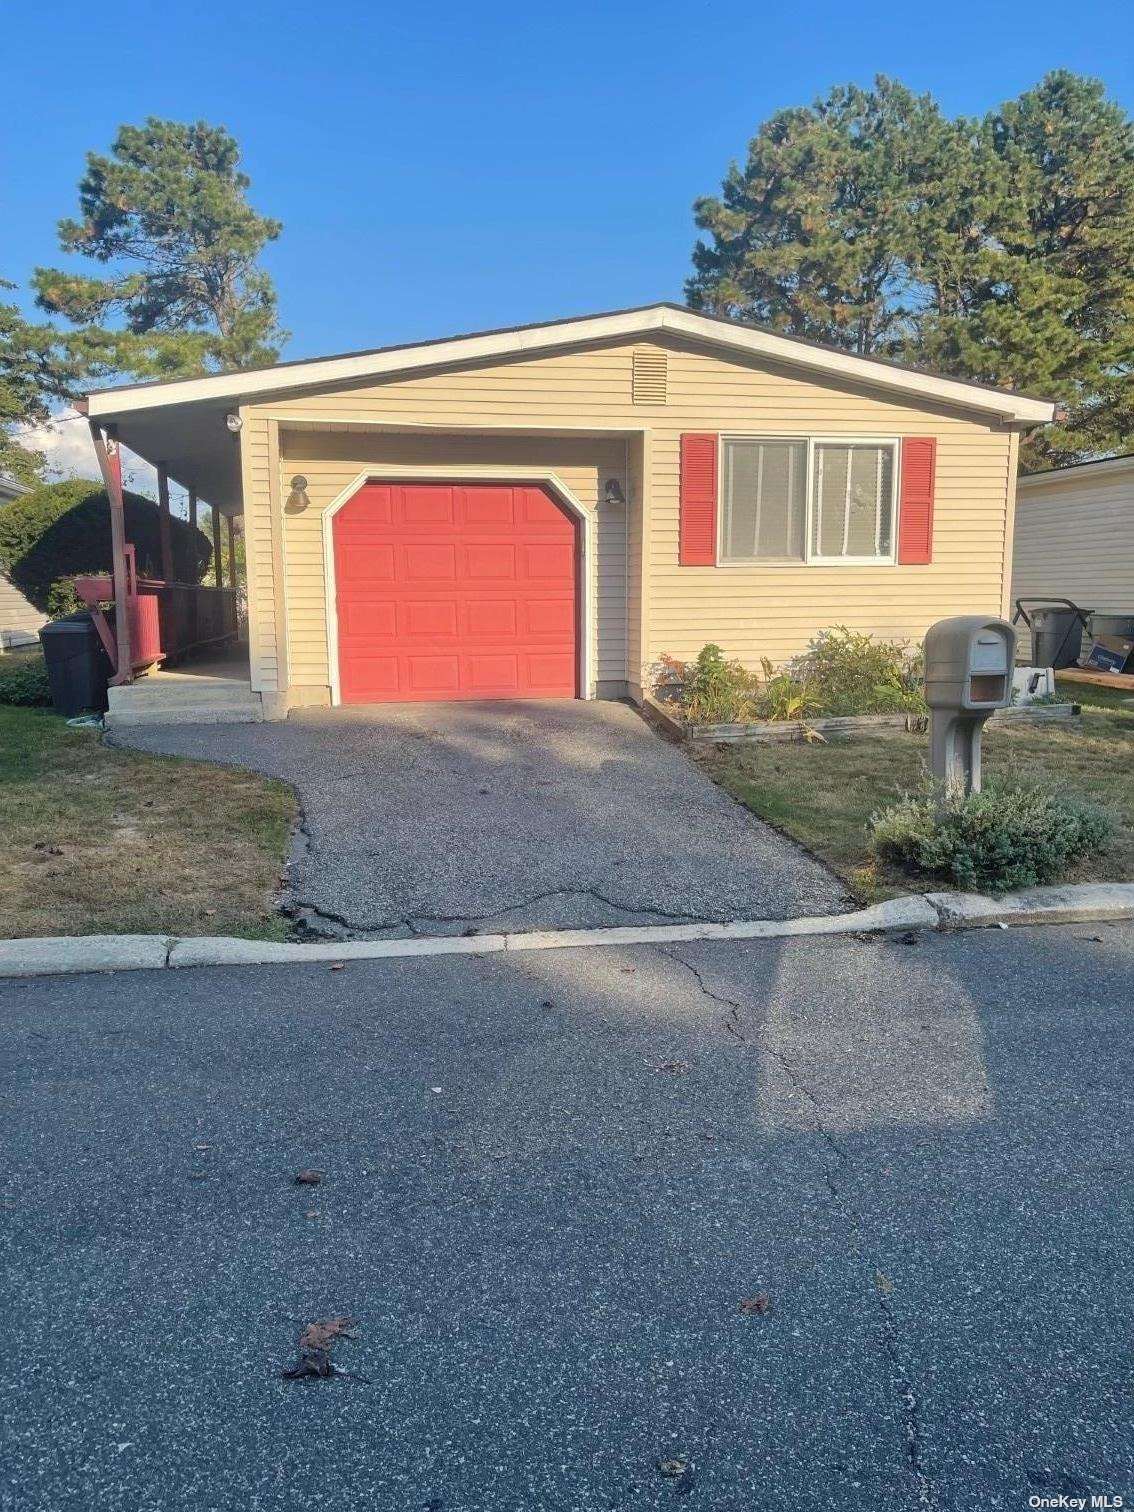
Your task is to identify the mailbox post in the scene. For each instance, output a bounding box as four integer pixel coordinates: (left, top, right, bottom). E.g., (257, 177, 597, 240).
(924, 616, 1016, 796)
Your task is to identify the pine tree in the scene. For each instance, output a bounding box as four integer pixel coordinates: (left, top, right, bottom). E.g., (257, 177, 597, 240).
(0, 281, 77, 486)
(34, 118, 287, 381)
(689, 73, 1134, 466)
(687, 78, 950, 355)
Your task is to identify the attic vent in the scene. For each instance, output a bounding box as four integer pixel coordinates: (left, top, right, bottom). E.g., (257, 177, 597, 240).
(632, 347, 668, 405)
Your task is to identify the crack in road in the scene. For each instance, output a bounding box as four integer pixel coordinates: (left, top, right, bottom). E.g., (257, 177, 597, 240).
(874, 1279, 938, 1510)
(659, 941, 941, 1510)
(657, 944, 850, 1205)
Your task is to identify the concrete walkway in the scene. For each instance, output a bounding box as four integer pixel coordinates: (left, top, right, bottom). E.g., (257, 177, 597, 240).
(112, 699, 851, 937)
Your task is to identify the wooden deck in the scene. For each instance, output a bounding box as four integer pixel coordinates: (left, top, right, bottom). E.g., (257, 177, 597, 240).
(1055, 667, 1134, 693)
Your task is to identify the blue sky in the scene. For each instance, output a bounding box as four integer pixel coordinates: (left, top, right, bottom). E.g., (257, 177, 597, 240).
(3, 0, 1132, 367)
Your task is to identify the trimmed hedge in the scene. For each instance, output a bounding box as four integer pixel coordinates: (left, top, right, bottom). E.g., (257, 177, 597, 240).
(0, 479, 212, 615)
(870, 779, 1114, 892)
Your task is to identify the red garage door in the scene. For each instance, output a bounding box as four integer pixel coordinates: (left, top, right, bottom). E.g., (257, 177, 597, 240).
(333, 481, 579, 703)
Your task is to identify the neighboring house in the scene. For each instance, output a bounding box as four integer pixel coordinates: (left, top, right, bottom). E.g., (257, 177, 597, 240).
(81, 303, 1053, 721)
(1011, 455, 1134, 639)
(0, 474, 48, 651)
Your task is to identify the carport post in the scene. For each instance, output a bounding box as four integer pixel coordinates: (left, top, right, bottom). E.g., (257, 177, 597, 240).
(157, 463, 174, 583)
(89, 420, 133, 684)
(226, 514, 237, 590)
(211, 506, 224, 590)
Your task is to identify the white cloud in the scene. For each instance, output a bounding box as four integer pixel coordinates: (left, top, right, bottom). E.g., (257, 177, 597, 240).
(15, 408, 158, 496)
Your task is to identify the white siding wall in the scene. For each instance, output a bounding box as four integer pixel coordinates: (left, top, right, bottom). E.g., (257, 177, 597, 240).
(1012, 468, 1134, 611)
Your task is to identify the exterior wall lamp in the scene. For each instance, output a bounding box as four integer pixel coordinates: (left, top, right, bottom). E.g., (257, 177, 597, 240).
(285, 475, 311, 514)
(603, 479, 626, 508)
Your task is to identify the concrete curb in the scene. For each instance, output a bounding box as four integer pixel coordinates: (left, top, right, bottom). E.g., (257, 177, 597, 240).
(1, 884, 1132, 978)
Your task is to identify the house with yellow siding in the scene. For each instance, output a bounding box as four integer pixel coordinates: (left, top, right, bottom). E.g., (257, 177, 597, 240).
(78, 305, 1053, 724)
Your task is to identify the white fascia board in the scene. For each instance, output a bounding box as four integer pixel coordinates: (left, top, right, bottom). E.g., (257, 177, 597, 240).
(85, 304, 1054, 425)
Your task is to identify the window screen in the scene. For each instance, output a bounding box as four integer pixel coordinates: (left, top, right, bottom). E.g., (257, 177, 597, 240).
(811, 444, 895, 560)
(721, 439, 807, 562)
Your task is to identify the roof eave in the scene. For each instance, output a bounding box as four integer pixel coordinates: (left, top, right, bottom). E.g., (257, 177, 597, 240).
(84, 304, 1056, 427)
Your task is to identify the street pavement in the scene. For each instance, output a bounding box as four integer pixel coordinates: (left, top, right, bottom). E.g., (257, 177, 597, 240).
(1, 923, 1131, 1510)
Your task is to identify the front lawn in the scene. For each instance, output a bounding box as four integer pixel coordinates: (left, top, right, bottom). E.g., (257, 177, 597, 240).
(0, 705, 296, 940)
(699, 707, 1134, 902)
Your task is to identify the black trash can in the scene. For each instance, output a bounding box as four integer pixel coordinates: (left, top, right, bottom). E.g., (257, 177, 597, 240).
(38, 613, 112, 716)
(1030, 607, 1085, 670)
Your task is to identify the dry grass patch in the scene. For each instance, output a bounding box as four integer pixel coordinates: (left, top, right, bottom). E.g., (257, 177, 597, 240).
(698, 708, 1134, 902)
(0, 706, 296, 939)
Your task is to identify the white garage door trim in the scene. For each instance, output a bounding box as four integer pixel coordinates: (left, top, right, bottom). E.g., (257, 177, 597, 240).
(320, 466, 595, 707)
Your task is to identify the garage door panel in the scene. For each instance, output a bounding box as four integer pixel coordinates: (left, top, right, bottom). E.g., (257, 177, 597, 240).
(340, 656, 400, 700)
(406, 655, 461, 694)
(465, 654, 520, 692)
(527, 652, 576, 688)
(466, 600, 518, 638)
(465, 544, 516, 580)
(518, 488, 569, 531)
(403, 543, 457, 581)
(340, 600, 397, 639)
(461, 488, 515, 526)
(334, 482, 577, 703)
(338, 542, 396, 584)
(401, 600, 459, 638)
(522, 543, 575, 580)
(402, 487, 456, 526)
(523, 597, 575, 637)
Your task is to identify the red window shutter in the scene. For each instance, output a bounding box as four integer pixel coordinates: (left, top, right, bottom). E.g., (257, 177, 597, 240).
(898, 437, 936, 565)
(679, 434, 718, 565)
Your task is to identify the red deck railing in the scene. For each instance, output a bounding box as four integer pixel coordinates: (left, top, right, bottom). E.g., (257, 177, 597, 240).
(74, 546, 238, 674)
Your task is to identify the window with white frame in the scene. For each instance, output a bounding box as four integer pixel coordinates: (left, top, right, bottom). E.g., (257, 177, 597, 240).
(721, 437, 898, 564)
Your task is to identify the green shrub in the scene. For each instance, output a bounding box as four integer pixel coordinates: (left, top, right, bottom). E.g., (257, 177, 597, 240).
(870, 779, 1114, 892)
(0, 652, 52, 707)
(0, 479, 212, 614)
(681, 644, 764, 724)
(792, 627, 926, 717)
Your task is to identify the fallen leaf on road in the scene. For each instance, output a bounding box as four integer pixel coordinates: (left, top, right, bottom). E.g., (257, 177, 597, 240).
(330, 962, 346, 971)
(282, 1317, 360, 1381)
(739, 1293, 771, 1316)
(305, 1210, 319, 1219)
(295, 1170, 322, 1186)
(658, 1459, 688, 1478)
(655, 1060, 690, 1075)
(299, 1317, 357, 1350)
(874, 1269, 894, 1296)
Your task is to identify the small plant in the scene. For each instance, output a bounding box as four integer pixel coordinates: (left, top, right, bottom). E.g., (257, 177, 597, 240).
(680, 644, 764, 724)
(792, 627, 927, 717)
(0, 652, 52, 707)
(757, 659, 817, 722)
(869, 779, 1114, 892)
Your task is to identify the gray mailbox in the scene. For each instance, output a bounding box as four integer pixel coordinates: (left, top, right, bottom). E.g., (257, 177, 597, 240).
(924, 615, 1016, 795)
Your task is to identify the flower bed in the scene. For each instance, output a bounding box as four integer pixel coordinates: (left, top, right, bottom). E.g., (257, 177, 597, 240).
(647, 631, 1079, 745)
(645, 693, 1080, 745)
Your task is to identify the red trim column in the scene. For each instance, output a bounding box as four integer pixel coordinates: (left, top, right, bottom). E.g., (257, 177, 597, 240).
(89, 421, 133, 684)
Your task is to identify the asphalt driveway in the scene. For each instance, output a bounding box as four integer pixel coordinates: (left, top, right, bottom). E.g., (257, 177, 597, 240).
(1, 924, 1131, 1510)
(113, 700, 849, 936)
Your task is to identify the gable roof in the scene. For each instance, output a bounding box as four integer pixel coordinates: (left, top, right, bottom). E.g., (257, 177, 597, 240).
(83, 302, 1055, 426)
